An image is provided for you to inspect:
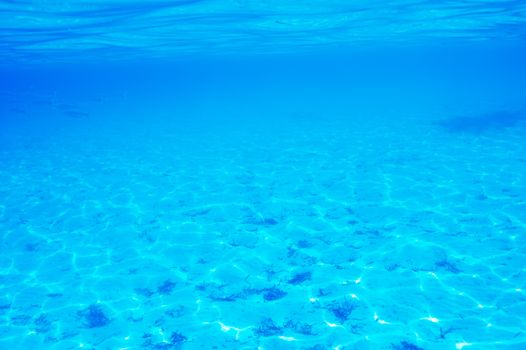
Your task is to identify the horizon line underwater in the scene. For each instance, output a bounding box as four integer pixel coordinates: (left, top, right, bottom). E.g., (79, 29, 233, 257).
(1, 1, 526, 350)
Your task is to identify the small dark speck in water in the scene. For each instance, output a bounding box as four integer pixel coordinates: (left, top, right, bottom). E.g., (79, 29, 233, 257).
(255, 318, 283, 336)
(78, 305, 110, 328)
(158, 280, 177, 294)
(435, 260, 461, 273)
(262, 287, 287, 301)
(288, 271, 312, 285)
(327, 298, 357, 323)
(392, 341, 425, 350)
(263, 218, 278, 225)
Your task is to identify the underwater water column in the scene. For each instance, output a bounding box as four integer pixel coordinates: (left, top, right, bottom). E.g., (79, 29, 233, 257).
(1, 1, 526, 350)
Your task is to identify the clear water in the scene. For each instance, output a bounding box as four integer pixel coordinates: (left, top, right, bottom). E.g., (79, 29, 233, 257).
(1, 2, 526, 350)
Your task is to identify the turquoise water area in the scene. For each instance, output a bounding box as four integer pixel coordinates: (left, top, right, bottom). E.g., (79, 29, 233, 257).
(1, 1, 526, 350)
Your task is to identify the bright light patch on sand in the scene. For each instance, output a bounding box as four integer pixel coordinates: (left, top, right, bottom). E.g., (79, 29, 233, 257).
(278, 336, 297, 341)
(325, 321, 342, 328)
(428, 272, 439, 279)
(219, 322, 232, 332)
(374, 313, 390, 324)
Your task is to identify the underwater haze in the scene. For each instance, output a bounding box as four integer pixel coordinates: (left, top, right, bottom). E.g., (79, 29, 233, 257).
(1, 1, 526, 350)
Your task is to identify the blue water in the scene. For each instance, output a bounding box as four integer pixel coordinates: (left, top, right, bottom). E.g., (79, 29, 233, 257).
(1, 2, 526, 350)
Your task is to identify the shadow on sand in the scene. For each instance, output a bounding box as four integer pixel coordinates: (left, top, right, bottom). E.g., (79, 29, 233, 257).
(436, 111, 525, 134)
